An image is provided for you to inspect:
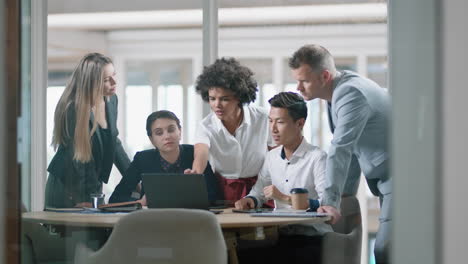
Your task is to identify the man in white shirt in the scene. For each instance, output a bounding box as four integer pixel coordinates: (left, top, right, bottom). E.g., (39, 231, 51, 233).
(235, 92, 330, 263)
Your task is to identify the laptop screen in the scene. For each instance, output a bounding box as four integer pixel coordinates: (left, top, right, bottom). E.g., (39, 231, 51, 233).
(141, 173, 210, 210)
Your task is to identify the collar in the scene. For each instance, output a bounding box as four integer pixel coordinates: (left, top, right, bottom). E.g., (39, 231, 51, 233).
(241, 105, 252, 126)
(159, 146, 183, 172)
(331, 70, 344, 95)
(279, 137, 308, 160)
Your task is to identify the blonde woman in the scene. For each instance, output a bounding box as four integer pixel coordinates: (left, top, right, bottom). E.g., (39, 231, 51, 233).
(45, 53, 130, 208)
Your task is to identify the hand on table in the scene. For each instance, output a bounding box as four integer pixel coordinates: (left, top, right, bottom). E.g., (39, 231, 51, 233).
(137, 195, 147, 206)
(318, 205, 341, 224)
(234, 198, 255, 210)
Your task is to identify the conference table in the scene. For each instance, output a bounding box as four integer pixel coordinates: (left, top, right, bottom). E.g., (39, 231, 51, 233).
(22, 208, 330, 264)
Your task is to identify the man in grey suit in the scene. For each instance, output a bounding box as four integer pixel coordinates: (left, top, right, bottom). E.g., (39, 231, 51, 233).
(289, 44, 391, 264)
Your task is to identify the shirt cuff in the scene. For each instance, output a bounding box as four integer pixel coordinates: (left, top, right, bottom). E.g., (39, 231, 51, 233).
(245, 196, 259, 208)
(321, 194, 340, 209)
(308, 199, 320, 212)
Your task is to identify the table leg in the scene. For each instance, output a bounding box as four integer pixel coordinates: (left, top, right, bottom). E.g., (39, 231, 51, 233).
(238, 226, 278, 241)
(223, 231, 239, 264)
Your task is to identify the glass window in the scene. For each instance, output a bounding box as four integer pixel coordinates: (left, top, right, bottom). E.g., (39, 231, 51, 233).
(28, 1, 390, 264)
(365, 56, 387, 250)
(125, 59, 194, 147)
(261, 83, 277, 109)
(336, 57, 357, 72)
(236, 58, 273, 109)
(46, 86, 65, 164)
(46, 71, 72, 165)
(125, 85, 153, 157)
(368, 56, 388, 88)
(157, 84, 184, 126)
(187, 85, 198, 143)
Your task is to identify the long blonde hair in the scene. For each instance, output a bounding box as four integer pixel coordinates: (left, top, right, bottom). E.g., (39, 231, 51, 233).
(52, 53, 113, 162)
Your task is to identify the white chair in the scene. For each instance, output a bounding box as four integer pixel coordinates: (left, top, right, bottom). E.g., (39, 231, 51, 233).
(75, 209, 227, 264)
(321, 196, 362, 264)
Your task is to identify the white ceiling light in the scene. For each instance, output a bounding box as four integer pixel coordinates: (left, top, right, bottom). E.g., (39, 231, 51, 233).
(48, 3, 387, 30)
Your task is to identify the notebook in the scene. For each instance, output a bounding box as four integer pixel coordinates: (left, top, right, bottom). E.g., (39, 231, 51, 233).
(141, 173, 218, 212)
(99, 201, 143, 212)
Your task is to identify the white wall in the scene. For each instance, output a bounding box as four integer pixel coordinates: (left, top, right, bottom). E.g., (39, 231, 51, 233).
(392, 0, 468, 263)
(390, 0, 439, 263)
(443, 0, 468, 262)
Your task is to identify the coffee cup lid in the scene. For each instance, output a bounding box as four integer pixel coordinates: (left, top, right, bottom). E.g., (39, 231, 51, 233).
(290, 188, 308, 194)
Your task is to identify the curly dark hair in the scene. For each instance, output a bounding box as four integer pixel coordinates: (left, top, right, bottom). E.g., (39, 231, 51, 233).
(195, 57, 258, 105)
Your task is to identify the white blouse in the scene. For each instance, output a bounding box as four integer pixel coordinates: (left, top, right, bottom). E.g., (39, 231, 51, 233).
(194, 105, 272, 179)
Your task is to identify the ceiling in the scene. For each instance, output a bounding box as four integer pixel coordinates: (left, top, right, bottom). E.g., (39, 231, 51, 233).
(48, 0, 384, 14)
(47, 1, 387, 31)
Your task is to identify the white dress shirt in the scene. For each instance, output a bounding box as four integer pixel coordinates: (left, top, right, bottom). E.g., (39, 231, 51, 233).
(247, 137, 332, 235)
(194, 105, 272, 179)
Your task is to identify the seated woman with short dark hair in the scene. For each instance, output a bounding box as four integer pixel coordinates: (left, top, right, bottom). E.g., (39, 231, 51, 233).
(109, 110, 221, 204)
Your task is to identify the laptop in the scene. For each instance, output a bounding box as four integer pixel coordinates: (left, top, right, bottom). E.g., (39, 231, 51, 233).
(141, 173, 218, 212)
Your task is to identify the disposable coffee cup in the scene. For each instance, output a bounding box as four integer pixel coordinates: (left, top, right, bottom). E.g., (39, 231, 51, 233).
(290, 188, 309, 210)
(90, 193, 105, 208)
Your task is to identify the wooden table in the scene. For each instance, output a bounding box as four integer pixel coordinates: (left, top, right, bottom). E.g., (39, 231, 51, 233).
(22, 208, 329, 228)
(22, 208, 330, 264)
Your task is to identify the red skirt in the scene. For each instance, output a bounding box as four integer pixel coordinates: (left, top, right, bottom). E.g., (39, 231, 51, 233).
(216, 173, 274, 208)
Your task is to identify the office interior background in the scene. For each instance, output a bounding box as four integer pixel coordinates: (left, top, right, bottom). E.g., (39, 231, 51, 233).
(47, 1, 387, 262)
(0, 0, 467, 263)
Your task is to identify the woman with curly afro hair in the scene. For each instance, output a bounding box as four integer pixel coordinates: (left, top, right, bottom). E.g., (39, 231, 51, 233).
(185, 57, 274, 205)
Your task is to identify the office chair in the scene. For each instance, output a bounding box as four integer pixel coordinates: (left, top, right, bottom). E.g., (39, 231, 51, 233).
(21, 201, 105, 264)
(22, 220, 71, 264)
(75, 209, 227, 264)
(321, 196, 362, 264)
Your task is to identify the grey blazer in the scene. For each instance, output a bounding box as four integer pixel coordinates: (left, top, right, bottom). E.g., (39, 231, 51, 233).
(321, 71, 391, 208)
(46, 95, 130, 207)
